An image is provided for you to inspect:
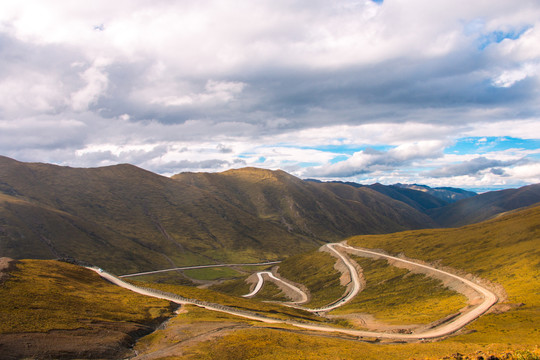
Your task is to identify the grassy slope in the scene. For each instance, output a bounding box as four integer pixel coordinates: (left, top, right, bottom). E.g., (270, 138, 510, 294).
(332, 257, 468, 325)
(277, 251, 344, 308)
(210, 274, 254, 297)
(174, 168, 436, 241)
(180, 327, 539, 360)
(2, 156, 435, 274)
(128, 280, 324, 323)
(0, 259, 173, 333)
(367, 183, 449, 212)
(176, 205, 539, 359)
(428, 184, 540, 227)
(347, 204, 540, 345)
(0, 157, 317, 272)
(252, 281, 291, 302)
(276, 249, 466, 322)
(183, 267, 242, 281)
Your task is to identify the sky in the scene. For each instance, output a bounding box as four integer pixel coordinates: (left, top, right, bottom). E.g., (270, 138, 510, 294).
(0, 0, 539, 192)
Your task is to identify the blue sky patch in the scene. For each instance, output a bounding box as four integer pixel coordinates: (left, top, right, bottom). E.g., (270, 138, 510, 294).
(446, 137, 540, 155)
(478, 26, 530, 50)
(330, 155, 349, 164)
(298, 144, 392, 155)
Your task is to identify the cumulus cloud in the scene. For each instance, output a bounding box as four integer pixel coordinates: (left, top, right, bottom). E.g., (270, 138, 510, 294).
(304, 141, 447, 178)
(70, 59, 110, 111)
(0, 0, 539, 189)
(425, 156, 526, 178)
(492, 62, 540, 88)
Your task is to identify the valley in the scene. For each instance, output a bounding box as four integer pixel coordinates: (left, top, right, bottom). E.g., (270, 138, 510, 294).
(0, 157, 539, 359)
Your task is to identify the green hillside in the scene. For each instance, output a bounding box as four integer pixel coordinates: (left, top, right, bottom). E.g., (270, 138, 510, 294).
(0, 157, 318, 272)
(428, 184, 540, 227)
(367, 183, 450, 212)
(174, 167, 436, 239)
(2, 202, 538, 359)
(347, 204, 540, 345)
(0, 156, 435, 273)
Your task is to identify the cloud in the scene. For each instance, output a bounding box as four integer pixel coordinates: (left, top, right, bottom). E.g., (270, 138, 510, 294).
(304, 140, 447, 178)
(217, 144, 233, 153)
(491, 62, 540, 88)
(70, 58, 110, 111)
(425, 156, 526, 178)
(150, 80, 245, 107)
(0, 1, 539, 190)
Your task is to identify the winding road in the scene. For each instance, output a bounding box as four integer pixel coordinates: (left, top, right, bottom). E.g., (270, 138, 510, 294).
(242, 243, 361, 311)
(242, 271, 308, 303)
(335, 242, 499, 338)
(90, 242, 498, 341)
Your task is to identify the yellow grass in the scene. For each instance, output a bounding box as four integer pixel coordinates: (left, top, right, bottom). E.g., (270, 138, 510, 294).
(0, 259, 173, 333)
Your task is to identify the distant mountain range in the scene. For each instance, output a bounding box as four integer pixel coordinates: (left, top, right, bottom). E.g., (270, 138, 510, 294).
(1, 156, 539, 272)
(392, 183, 478, 203)
(306, 180, 477, 212)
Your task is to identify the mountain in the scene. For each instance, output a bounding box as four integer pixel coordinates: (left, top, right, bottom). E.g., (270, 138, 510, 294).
(306, 179, 540, 228)
(173, 168, 436, 239)
(393, 183, 477, 203)
(0, 156, 317, 273)
(0, 156, 433, 273)
(305, 180, 474, 212)
(366, 183, 449, 212)
(142, 204, 540, 359)
(428, 183, 540, 227)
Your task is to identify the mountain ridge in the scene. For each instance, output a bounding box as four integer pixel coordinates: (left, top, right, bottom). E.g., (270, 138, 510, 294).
(2, 156, 539, 273)
(0, 156, 433, 272)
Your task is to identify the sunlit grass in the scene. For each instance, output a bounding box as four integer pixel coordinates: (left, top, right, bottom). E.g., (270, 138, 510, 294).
(183, 267, 242, 281)
(331, 257, 467, 325)
(253, 281, 290, 302)
(347, 205, 540, 345)
(277, 251, 344, 308)
(178, 327, 539, 360)
(210, 277, 252, 296)
(0, 260, 173, 333)
(128, 280, 323, 323)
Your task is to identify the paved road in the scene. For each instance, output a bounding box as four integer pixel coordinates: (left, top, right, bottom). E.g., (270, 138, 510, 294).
(120, 261, 281, 278)
(90, 242, 498, 341)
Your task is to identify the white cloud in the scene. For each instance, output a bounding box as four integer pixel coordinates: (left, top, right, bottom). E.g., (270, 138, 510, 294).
(507, 162, 540, 181)
(464, 119, 540, 139)
(0, 116, 86, 149)
(496, 25, 540, 61)
(70, 59, 110, 111)
(0, 74, 66, 116)
(492, 62, 539, 87)
(150, 80, 245, 107)
(303, 140, 447, 178)
(0, 0, 539, 190)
